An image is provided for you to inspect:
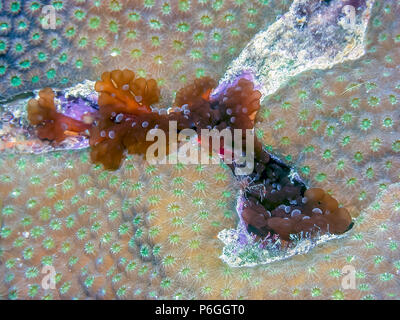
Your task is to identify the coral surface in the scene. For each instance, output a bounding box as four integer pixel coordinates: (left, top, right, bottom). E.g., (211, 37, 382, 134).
(0, 0, 399, 300)
(255, 0, 400, 218)
(0, 0, 292, 102)
(0, 149, 399, 299)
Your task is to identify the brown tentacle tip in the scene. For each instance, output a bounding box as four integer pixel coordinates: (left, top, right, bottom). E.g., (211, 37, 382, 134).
(27, 88, 91, 143)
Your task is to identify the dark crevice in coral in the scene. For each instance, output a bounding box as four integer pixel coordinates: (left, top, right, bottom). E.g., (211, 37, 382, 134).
(235, 143, 354, 242)
(0, 91, 35, 105)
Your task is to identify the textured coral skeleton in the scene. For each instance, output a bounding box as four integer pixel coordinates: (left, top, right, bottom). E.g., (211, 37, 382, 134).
(0, 0, 400, 300)
(0, 0, 292, 103)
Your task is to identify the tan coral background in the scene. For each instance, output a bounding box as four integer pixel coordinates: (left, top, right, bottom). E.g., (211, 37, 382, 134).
(1, 0, 400, 300)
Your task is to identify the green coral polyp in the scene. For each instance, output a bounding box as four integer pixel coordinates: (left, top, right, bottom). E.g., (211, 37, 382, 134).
(177, 22, 190, 32)
(10, 76, 22, 87)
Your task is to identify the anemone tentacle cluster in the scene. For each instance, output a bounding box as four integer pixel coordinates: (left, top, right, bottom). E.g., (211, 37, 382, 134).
(26, 65, 354, 243)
